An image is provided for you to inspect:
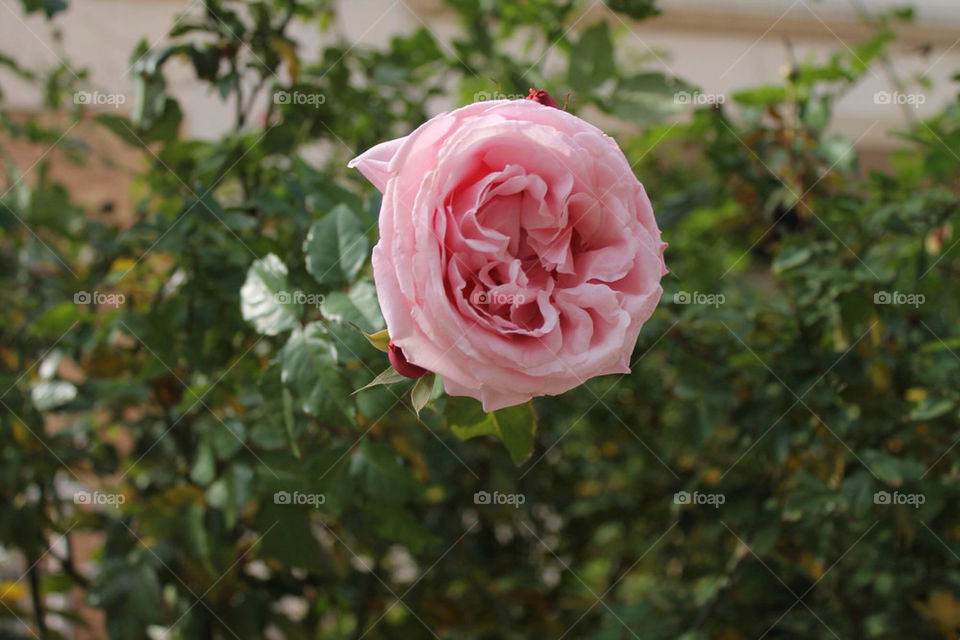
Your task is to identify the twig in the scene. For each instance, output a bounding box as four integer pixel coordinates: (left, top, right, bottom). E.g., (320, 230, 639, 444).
(27, 555, 48, 640)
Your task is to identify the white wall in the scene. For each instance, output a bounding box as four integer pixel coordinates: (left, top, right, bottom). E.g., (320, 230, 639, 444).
(0, 0, 958, 147)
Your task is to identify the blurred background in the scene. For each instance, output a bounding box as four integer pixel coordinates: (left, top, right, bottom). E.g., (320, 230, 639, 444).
(2, 0, 960, 638)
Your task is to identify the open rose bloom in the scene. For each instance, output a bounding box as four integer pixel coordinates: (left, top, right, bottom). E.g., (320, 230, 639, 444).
(349, 96, 667, 412)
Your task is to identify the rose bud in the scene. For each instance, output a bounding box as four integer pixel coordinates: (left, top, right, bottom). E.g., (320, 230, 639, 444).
(525, 87, 561, 108)
(388, 341, 429, 379)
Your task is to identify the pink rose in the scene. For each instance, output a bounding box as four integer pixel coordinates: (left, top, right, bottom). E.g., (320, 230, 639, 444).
(349, 96, 667, 411)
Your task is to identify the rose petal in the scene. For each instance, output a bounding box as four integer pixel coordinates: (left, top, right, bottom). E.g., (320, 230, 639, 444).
(347, 137, 405, 192)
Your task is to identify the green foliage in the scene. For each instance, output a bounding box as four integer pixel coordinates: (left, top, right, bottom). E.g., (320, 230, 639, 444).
(240, 253, 301, 335)
(303, 203, 370, 287)
(569, 22, 616, 94)
(605, 0, 660, 20)
(3, 0, 960, 639)
(449, 399, 539, 465)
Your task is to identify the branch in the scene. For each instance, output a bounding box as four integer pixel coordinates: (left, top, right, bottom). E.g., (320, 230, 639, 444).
(27, 556, 48, 640)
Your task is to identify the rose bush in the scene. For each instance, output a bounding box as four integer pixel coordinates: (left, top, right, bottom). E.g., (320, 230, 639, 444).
(350, 97, 668, 411)
(7, 1, 960, 637)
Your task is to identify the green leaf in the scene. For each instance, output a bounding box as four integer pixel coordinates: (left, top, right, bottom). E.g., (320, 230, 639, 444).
(818, 136, 857, 173)
(281, 323, 355, 421)
(240, 253, 301, 335)
(604, 0, 660, 20)
(190, 440, 216, 486)
(446, 395, 488, 430)
(206, 464, 254, 529)
(751, 524, 780, 555)
(350, 441, 416, 504)
(356, 326, 390, 352)
(353, 367, 408, 395)
(305, 447, 353, 516)
(29, 301, 84, 336)
(732, 86, 788, 107)
(320, 281, 386, 363)
(862, 450, 924, 486)
(304, 204, 370, 287)
(908, 396, 955, 421)
(411, 373, 435, 417)
(321, 279, 383, 330)
(449, 416, 496, 441)
(89, 560, 162, 637)
(252, 362, 295, 451)
(185, 43, 220, 81)
(849, 30, 894, 74)
(364, 505, 437, 553)
(256, 501, 321, 569)
(294, 157, 365, 213)
(568, 22, 615, 94)
(184, 502, 215, 572)
(449, 398, 537, 465)
(20, 0, 68, 18)
(608, 72, 685, 123)
(0, 53, 34, 82)
(842, 471, 875, 518)
(490, 403, 538, 465)
(772, 247, 812, 274)
(693, 575, 728, 607)
(95, 114, 144, 146)
(282, 388, 300, 458)
(209, 418, 246, 460)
